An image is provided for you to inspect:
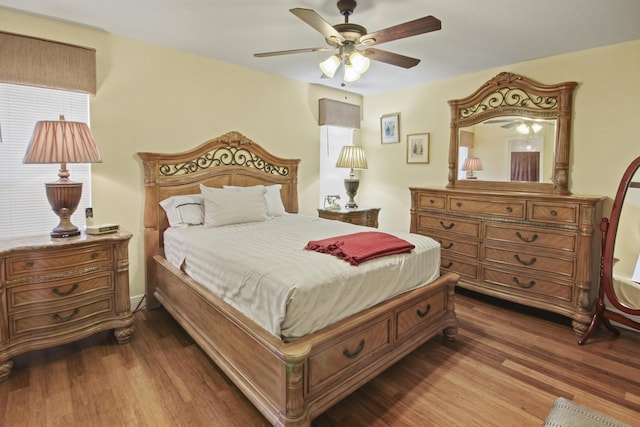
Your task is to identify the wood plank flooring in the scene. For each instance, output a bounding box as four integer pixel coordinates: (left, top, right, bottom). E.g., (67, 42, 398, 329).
(1, 290, 639, 426)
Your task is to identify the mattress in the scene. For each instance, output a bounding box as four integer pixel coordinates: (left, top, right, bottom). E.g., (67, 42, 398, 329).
(163, 214, 441, 339)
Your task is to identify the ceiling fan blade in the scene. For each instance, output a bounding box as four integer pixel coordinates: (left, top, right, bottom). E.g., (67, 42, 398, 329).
(362, 48, 420, 69)
(254, 47, 335, 57)
(290, 8, 345, 44)
(360, 16, 441, 46)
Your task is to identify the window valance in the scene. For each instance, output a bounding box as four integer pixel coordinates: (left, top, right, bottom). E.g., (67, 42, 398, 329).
(0, 31, 96, 94)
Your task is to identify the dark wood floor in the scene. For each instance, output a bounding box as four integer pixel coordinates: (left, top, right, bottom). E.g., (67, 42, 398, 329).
(1, 290, 639, 426)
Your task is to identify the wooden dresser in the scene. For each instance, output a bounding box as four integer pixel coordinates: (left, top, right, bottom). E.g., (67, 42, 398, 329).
(410, 187, 605, 334)
(0, 231, 134, 381)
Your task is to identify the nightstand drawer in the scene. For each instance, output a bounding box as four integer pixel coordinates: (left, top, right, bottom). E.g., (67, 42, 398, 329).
(9, 296, 115, 338)
(6, 245, 112, 280)
(7, 271, 114, 312)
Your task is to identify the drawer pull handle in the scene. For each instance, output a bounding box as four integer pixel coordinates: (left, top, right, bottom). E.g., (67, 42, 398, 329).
(52, 283, 78, 297)
(53, 308, 80, 322)
(439, 221, 455, 230)
(343, 339, 365, 359)
(91, 252, 100, 259)
(456, 202, 462, 208)
(515, 232, 538, 243)
(417, 303, 432, 318)
(550, 210, 558, 216)
(506, 207, 513, 213)
(429, 199, 436, 204)
(514, 254, 537, 266)
(440, 241, 453, 249)
(442, 261, 453, 268)
(25, 261, 34, 268)
(513, 277, 536, 289)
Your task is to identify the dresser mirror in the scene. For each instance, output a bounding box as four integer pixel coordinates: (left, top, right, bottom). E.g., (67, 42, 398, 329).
(448, 72, 577, 194)
(579, 156, 640, 344)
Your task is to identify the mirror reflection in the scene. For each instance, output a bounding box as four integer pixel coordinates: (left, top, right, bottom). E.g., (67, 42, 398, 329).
(612, 167, 640, 309)
(458, 116, 557, 183)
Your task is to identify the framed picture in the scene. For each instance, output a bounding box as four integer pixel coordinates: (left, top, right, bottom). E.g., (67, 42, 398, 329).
(406, 133, 430, 164)
(380, 113, 400, 144)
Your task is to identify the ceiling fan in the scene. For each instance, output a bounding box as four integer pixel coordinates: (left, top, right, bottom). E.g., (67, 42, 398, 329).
(484, 118, 553, 134)
(254, 0, 441, 82)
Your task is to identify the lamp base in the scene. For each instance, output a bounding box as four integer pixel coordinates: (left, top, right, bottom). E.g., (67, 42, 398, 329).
(344, 177, 360, 209)
(46, 179, 83, 238)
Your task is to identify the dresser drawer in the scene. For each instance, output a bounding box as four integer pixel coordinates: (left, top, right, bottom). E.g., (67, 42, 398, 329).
(9, 296, 115, 338)
(484, 223, 577, 253)
(483, 267, 573, 302)
(441, 256, 479, 280)
(396, 288, 445, 339)
(308, 317, 390, 394)
(484, 246, 575, 278)
(433, 235, 479, 258)
(415, 192, 446, 210)
(7, 271, 113, 313)
(449, 196, 525, 220)
(528, 201, 579, 225)
(416, 213, 481, 239)
(6, 245, 112, 280)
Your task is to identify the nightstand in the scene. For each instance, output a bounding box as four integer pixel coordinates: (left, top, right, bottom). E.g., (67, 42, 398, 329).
(317, 206, 380, 228)
(0, 231, 134, 382)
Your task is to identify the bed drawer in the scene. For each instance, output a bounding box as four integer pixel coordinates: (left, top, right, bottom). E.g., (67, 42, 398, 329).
(6, 245, 112, 280)
(484, 223, 577, 253)
(416, 213, 480, 239)
(9, 296, 115, 338)
(484, 246, 575, 278)
(483, 267, 573, 302)
(308, 317, 391, 395)
(396, 289, 446, 339)
(7, 271, 114, 313)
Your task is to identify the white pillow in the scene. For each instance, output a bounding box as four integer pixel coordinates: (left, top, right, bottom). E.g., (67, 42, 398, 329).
(223, 184, 286, 217)
(159, 194, 204, 227)
(200, 185, 268, 227)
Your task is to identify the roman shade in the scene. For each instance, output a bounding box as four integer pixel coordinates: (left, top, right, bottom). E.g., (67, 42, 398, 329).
(0, 31, 96, 94)
(318, 98, 360, 129)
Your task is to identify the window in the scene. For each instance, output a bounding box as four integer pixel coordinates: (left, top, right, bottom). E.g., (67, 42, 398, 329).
(319, 125, 356, 207)
(0, 83, 92, 238)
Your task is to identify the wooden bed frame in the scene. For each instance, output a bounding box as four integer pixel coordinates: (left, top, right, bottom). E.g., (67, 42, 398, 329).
(138, 131, 459, 426)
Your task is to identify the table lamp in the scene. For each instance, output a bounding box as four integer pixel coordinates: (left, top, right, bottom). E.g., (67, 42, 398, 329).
(462, 157, 483, 179)
(23, 115, 102, 238)
(336, 145, 368, 209)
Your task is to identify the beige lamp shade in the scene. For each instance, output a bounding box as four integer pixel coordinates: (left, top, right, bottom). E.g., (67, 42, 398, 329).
(462, 157, 483, 179)
(23, 116, 102, 238)
(336, 145, 368, 209)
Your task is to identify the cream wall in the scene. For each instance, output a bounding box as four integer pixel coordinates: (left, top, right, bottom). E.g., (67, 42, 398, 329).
(1, 9, 363, 298)
(358, 40, 640, 233)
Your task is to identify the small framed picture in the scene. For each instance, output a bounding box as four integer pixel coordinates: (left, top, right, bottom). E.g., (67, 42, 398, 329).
(406, 133, 430, 164)
(380, 113, 400, 144)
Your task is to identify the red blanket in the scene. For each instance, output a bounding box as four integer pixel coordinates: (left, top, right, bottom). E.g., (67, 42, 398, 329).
(304, 231, 415, 266)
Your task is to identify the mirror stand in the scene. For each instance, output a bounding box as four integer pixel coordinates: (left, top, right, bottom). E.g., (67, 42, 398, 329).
(579, 156, 640, 345)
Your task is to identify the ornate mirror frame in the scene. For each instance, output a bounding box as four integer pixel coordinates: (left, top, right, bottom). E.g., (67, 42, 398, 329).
(447, 72, 578, 194)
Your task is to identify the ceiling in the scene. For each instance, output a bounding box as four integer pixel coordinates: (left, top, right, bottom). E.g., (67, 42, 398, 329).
(2, 0, 640, 95)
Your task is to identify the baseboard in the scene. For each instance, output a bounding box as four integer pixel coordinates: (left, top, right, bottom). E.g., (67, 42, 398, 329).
(130, 294, 146, 312)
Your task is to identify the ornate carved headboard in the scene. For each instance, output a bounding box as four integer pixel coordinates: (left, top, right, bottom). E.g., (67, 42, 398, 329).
(137, 131, 300, 306)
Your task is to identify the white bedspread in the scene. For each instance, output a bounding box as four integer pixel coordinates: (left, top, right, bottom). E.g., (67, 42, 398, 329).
(164, 214, 440, 339)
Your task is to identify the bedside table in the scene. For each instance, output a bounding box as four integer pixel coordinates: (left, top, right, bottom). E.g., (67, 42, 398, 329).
(0, 231, 135, 382)
(317, 206, 380, 228)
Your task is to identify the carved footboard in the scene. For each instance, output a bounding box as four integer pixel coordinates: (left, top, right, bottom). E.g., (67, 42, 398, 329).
(153, 255, 458, 426)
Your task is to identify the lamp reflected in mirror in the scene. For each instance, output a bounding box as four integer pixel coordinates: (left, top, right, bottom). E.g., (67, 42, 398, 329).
(462, 156, 483, 179)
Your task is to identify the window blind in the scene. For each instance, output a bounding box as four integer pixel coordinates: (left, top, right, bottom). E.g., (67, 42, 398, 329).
(0, 83, 92, 238)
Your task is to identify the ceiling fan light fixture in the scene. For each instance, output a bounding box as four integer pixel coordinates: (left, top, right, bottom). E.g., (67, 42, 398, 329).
(320, 55, 341, 78)
(531, 123, 543, 133)
(349, 52, 370, 74)
(517, 123, 530, 134)
(343, 63, 361, 82)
